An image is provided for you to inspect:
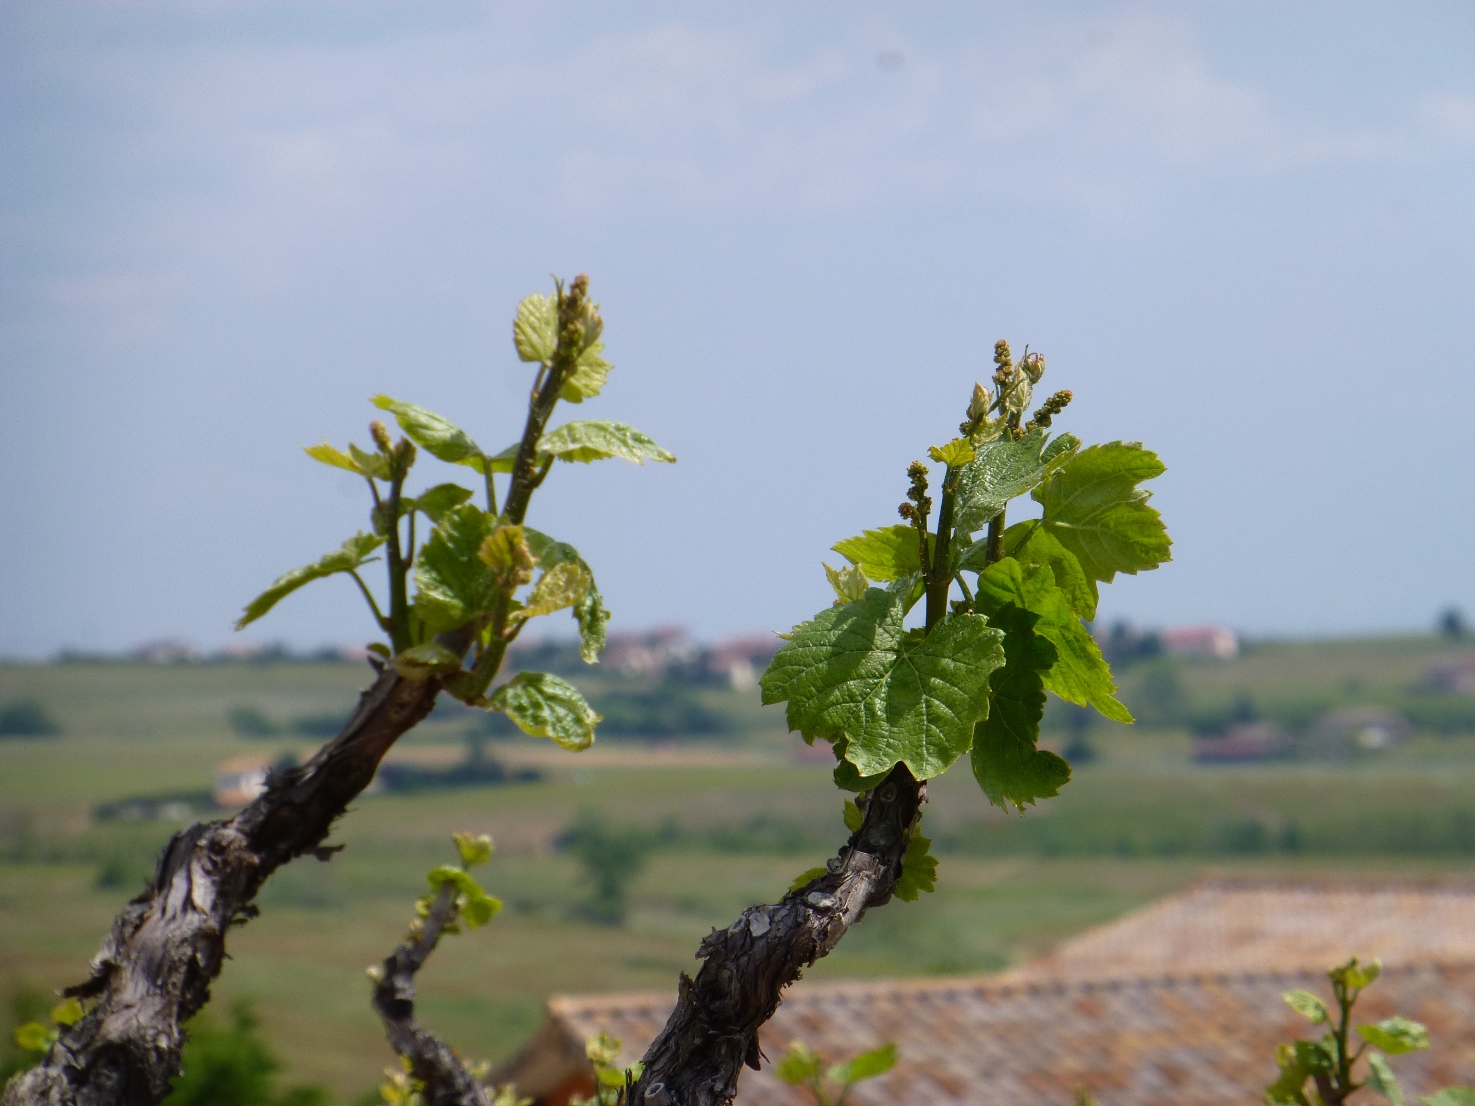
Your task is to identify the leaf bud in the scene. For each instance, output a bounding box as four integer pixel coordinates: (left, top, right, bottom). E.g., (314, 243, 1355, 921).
(369, 420, 393, 454)
(1022, 351, 1046, 384)
(968, 381, 991, 421)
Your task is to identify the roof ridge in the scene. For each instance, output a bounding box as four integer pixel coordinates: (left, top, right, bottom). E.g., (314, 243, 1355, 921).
(543, 959, 1475, 1019)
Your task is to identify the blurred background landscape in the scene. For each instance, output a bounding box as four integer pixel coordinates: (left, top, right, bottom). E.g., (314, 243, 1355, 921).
(6, 615, 1475, 1100)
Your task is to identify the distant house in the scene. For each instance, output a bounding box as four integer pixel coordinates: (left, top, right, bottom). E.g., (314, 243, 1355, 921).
(1160, 625, 1239, 660)
(1192, 721, 1285, 762)
(212, 755, 272, 808)
(705, 633, 783, 690)
(1310, 706, 1410, 757)
(1428, 653, 1475, 695)
(491, 878, 1475, 1106)
(602, 626, 698, 678)
(130, 639, 198, 664)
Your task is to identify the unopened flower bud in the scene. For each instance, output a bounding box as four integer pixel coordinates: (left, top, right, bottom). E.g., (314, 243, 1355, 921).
(968, 381, 991, 421)
(369, 421, 392, 453)
(1022, 352, 1046, 385)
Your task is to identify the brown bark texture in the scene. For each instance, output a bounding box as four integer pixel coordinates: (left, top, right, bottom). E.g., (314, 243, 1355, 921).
(371, 884, 492, 1106)
(3, 664, 443, 1106)
(628, 764, 925, 1106)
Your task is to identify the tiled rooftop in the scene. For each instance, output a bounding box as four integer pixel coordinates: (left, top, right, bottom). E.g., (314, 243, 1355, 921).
(496, 879, 1475, 1105)
(548, 963, 1475, 1106)
(1011, 877, 1475, 982)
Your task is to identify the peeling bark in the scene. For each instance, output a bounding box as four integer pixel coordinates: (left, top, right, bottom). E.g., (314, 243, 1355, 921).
(628, 764, 925, 1106)
(4, 662, 447, 1106)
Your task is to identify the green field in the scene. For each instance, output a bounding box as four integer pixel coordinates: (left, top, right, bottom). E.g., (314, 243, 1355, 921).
(4, 639, 1475, 1101)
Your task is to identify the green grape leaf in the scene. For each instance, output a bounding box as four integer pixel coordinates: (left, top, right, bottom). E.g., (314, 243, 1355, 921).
(1032, 441, 1171, 604)
(1295, 1039, 1336, 1074)
(482, 442, 521, 475)
(236, 532, 384, 629)
(409, 483, 475, 525)
(1421, 1090, 1475, 1106)
(832, 525, 930, 583)
(391, 642, 465, 678)
(1266, 1043, 1312, 1106)
(971, 603, 1070, 810)
(1358, 1018, 1431, 1056)
(1041, 432, 1081, 465)
(973, 559, 1133, 723)
(490, 671, 600, 751)
(412, 506, 500, 633)
(303, 441, 362, 474)
(14, 1021, 55, 1052)
(348, 443, 392, 479)
(831, 737, 889, 792)
(1332, 957, 1383, 990)
(561, 340, 612, 403)
(843, 799, 864, 833)
(828, 1043, 897, 1087)
(50, 998, 83, 1028)
(775, 1043, 823, 1086)
(371, 395, 489, 472)
(952, 429, 1049, 537)
(788, 866, 828, 894)
(520, 561, 592, 619)
(759, 588, 1005, 780)
(824, 562, 869, 604)
(1282, 990, 1330, 1025)
(525, 529, 609, 663)
(1368, 1053, 1405, 1106)
(893, 829, 937, 902)
(538, 420, 676, 465)
(928, 439, 976, 467)
(452, 832, 493, 868)
(1000, 522, 1097, 621)
(513, 292, 558, 363)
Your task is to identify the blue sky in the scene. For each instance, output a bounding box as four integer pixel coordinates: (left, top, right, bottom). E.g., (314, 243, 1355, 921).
(2, 1, 1473, 656)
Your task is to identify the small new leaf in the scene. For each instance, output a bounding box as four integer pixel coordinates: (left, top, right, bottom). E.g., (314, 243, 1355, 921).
(824, 563, 869, 604)
(1282, 990, 1330, 1025)
(843, 799, 864, 833)
(50, 998, 84, 1028)
(14, 1021, 55, 1053)
(413, 507, 500, 633)
(1368, 1053, 1405, 1106)
(349, 442, 392, 480)
(1033, 441, 1171, 606)
(928, 439, 976, 467)
(490, 671, 600, 751)
(303, 441, 362, 473)
(538, 421, 676, 465)
(520, 561, 592, 620)
(371, 396, 488, 473)
(409, 483, 475, 525)
(774, 1042, 823, 1087)
(828, 1043, 897, 1087)
(452, 832, 493, 868)
(832, 526, 929, 583)
(525, 529, 610, 663)
(1357, 1018, 1431, 1056)
(970, 603, 1071, 810)
(478, 524, 536, 587)
(894, 829, 937, 902)
(788, 867, 828, 894)
(952, 430, 1050, 536)
(392, 642, 464, 678)
(760, 588, 1006, 780)
(236, 532, 384, 629)
(513, 292, 558, 363)
(973, 559, 1133, 722)
(562, 340, 612, 404)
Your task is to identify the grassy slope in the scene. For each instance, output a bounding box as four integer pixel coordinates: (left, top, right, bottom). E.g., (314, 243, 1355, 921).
(3, 642, 1475, 1099)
